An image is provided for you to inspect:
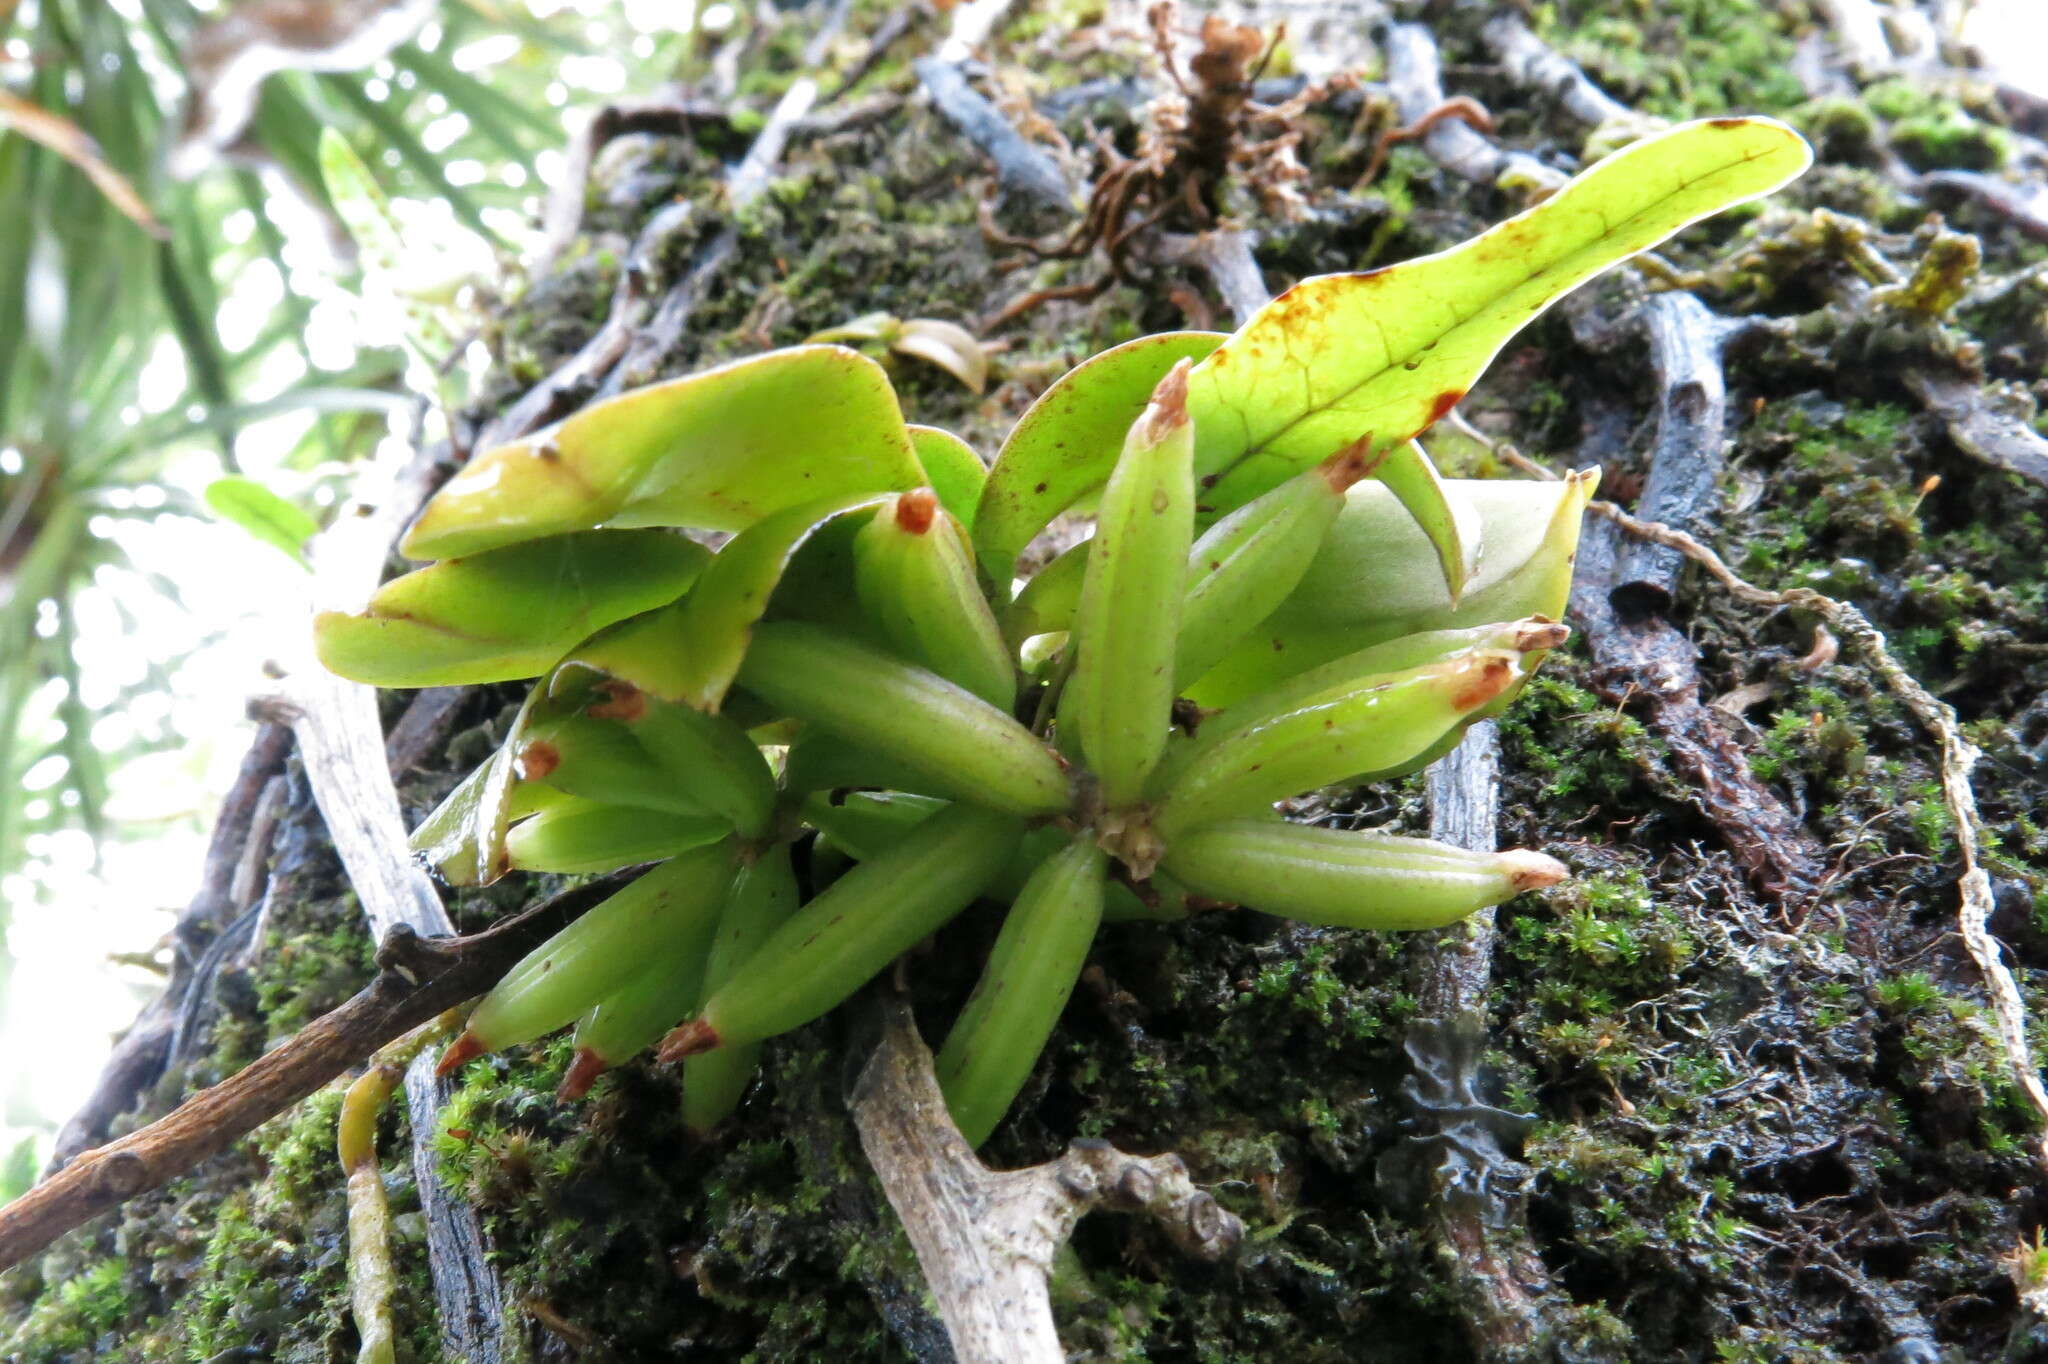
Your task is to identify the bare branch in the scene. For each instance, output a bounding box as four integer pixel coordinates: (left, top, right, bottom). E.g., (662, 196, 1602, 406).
(849, 995, 1241, 1364)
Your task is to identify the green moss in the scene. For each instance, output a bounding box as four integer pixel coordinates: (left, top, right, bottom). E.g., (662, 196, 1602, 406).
(1864, 77, 2012, 172)
(1533, 0, 1806, 119)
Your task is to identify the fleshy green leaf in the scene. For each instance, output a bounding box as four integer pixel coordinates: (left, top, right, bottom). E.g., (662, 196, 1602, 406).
(1186, 470, 1598, 706)
(1376, 441, 1480, 602)
(908, 425, 986, 534)
(203, 476, 318, 564)
(563, 492, 894, 713)
(401, 345, 924, 560)
(973, 331, 1225, 589)
(1185, 118, 1811, 513)
(314, 530, 710, 687)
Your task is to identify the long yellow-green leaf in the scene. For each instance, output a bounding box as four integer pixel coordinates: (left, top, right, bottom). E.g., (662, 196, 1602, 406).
(973, 331, 1225, 588)
(1186, 471, 1597, 706)
(314, 531, 709, 688)
(401, 346, 924, 560)
(1184, 118, 1811, 514)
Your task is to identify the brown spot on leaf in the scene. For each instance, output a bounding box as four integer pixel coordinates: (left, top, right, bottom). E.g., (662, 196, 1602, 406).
(1426, 389, 1465, 426)
(586, 680, 647, 723)
(518, 740, 560, 781)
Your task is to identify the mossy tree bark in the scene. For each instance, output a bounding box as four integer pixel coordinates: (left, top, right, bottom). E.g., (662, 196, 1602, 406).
(8, 2, 2048, 1361)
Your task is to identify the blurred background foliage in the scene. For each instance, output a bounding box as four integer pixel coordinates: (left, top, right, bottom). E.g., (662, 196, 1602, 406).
(0, 0, 688, 1182)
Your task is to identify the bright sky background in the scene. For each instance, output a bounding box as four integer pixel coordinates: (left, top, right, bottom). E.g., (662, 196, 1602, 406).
(2, 0, 2045, 1170)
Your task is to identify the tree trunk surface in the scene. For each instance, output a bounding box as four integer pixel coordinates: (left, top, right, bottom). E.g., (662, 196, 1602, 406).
(9, 2, 2048, 1361)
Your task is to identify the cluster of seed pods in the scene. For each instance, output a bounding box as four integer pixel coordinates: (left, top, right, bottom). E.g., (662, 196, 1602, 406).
(316, 117, 1811, 1143)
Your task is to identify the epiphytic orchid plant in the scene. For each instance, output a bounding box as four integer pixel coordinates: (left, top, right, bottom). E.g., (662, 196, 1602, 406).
(317, 118, 1809, 1145)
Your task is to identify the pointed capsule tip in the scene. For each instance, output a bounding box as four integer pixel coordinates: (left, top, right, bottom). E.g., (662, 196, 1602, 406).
(436, 1032, 486, 1078)
(1514, 617, 1572, 652)
(1499, 849, 1569, 893)
(895, 488, 939, 534)
(557, 1048, 609, 1102)
(656, 1018, 720, 1063)
(1143, 359, 1193, 438)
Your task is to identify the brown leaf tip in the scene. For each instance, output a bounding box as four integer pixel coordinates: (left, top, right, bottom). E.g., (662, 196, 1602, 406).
(1499, 849, 1569, 893)
(517, 740, 560, 781)
(895, 488, 939, 535)
(1449, 651, 1517, 711)
(557, 1047, 610, 1101)
(1514, 617, 1572, 652)
(586, 680, 647, 723)
(656, 1018, 719, 1063)
(436, 1032, 487, 1078)
(1320, 434, 1378, 493)
(1143, 358, 1193, 439)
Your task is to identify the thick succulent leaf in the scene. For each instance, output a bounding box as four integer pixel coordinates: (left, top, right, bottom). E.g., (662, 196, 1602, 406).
(1185, 118, 1811, 515)
(314, 531, 710, 687)
(1186, 470, 1598, 706)
(972, 331, 1225, 587)
(908, 425, 986, 533)
(401, 345, 923, 560)
(1377, 441, 1480, 603)
(680, 493, 895, 711)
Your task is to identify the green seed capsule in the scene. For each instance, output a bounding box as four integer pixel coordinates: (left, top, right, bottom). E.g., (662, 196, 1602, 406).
(683, 843, 803, 1132)
(1064, 361, 1196, 807)
(441, 843, 738, 1074)
(1153, 648, 1525, 838)
(503, 799, 730, 874)
(854, 489, 1017, 709)
(1175, 446, 1364, 688)
(518, 713, 720, 819)
(780, 727, 952, 799)
(1160, 818, 1567, 930)
(583, 682, 777, 839)
(559, 853, 739, 1099)
(800, 790, 950, 861)
(737, 621, 1071, 817)
(936, 837, 1106, 1146)
(660, 802, 1023, 1059)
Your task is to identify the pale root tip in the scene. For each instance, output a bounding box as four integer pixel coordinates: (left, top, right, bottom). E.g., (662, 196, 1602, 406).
(656, 1018, 719, 1063)
(1499, 849, 1569, 892)
(436, 1032, 486, 1078)
(1515, 617, 1571, 652)
(895, 488, 939, 534)
(1144, 358, 1193, 436)
(557, 1047, 609, 1102)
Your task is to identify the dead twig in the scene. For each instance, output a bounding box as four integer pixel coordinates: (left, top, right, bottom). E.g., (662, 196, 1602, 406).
(0, 874, 636, 1276)
(848, 994, 1241, 1364)
(1381, 23, 1564, 192)
(1479, 14, 1633, 128)
(916, 57, 1073, 213)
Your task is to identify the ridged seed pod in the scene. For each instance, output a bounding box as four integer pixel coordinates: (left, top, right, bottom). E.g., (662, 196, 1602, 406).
(936, 837, 1106, 1146)
(1160, 818, 1566, 930)
(682, 843, 803, 1132)
(659, 802, 1022, 1059)
(854, 488, 1016, 708)
(736, 620, 1070, 817)
(1062, 360, 1196, 807)
(502, 798, 729, 875)
(439, 842, 738, 1075)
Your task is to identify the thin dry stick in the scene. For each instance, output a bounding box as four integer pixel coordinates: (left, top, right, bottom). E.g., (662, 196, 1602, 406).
(0, 875, 633, 1275)
(1593, 501, 2048, 1167)
(849, 996, 1242, 1364)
